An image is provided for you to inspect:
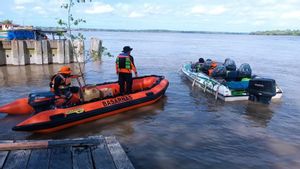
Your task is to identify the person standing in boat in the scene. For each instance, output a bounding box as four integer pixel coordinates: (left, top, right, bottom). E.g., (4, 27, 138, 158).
(116, 46, 138, 95)
(50, 66, 80, 106)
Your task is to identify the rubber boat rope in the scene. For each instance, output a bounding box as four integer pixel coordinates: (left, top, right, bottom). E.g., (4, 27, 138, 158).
(192, 73, 200, 87)
(203, 79, 208, 93)
(215, 79, 226, 100)
(215, 83, 222, 100)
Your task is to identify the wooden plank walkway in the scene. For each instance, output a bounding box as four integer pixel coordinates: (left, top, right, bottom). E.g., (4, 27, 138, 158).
(0, 136, 135, 169)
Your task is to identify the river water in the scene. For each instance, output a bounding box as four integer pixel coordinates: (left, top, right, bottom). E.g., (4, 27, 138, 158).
(1, 32, 300, 169)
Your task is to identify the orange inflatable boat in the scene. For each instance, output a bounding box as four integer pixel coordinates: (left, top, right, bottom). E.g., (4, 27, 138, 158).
(5, 75, 168, 133)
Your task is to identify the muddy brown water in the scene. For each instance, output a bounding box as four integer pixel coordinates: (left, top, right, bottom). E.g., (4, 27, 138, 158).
(0, 32, 300, 169)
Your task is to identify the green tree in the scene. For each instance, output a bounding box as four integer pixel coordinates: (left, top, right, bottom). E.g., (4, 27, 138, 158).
(1, 20, 13, 24)
(57, 0, 113, 85)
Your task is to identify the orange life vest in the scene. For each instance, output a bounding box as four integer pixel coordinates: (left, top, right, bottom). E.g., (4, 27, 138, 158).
(208, 61, 218, 76)
(116, 54, 137, 74)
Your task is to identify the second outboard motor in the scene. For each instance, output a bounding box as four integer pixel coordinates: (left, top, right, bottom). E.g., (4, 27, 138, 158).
(247, 78, 276, 104)
(238, 63, 252, 79)
(28, 91, 56, 113)
(224, 58, 236, 71)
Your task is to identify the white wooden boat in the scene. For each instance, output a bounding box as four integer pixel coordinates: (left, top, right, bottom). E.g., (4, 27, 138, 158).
(181, 63, 283, 102)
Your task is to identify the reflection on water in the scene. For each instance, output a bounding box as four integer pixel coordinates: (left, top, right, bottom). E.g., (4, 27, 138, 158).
(244, 102, 274, 127)
(1, 32, 300, 169)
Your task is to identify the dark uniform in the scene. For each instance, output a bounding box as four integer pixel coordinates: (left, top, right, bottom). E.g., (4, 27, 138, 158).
(116, 46, 137, 95)
(50, 73, 72, 98)
(49, 66, 80, 107)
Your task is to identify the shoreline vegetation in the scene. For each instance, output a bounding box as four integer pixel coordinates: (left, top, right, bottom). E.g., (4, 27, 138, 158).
(250, 29, 300, 36)
(34, 27, 300, 36)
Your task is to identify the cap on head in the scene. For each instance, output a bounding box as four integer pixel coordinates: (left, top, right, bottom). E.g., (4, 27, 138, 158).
(122, 46, 133, 53)
(199, 58, 205, 63)
(59, 66, 72, 74)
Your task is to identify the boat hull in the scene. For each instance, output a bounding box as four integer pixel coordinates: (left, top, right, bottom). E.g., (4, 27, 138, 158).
(12, 75, 169, 133)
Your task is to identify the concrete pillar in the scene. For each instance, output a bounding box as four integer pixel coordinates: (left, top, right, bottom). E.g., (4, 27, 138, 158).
(18, 40, 30, 65)
(90, 38, 102, 60)
(73, 39, 84, 63)
(64, 40, 71, 63)
(33, 40, 43, 64)
(56, 40, 65, 64)
(42, 40, 50, 64)
(10, 40, 18, 65)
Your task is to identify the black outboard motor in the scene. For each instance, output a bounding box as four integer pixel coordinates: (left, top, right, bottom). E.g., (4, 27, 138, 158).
(238, 63, 252, 79)
(28, 92, 56, 113)
(247, 78, 276, 104)
(224, 58, 236, 71)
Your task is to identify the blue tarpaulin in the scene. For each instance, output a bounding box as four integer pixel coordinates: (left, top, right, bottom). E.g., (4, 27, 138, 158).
(226, 81, 249, 90)
(7, 30, 35, 40)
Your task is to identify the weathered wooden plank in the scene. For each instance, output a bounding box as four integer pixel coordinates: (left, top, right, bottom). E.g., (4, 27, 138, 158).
(0, 136, 103, 151)
(0, 151, 9, 169)
(48, 138, 101, 147)
(0, 140, 13, 169)
(105, 137, 135, 169)
(49, 146, 72, 169)
(0, 141, 48, 151)
(2, 150, 31, 169)
(91, 137, 117, 169)
(26, 149, 50, 169)
(72, 146, 93, 169)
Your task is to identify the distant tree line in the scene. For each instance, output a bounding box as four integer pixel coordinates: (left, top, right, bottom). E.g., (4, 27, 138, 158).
(0, 20, 13, 24)
(250, 29, 300, 36)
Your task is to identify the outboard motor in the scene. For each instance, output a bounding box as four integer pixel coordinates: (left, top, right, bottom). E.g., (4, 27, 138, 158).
(247, 78, 276, 104)
(224, 58, 236, 71)
(28, 92, 56, 113)
(238, 63, 252, 79)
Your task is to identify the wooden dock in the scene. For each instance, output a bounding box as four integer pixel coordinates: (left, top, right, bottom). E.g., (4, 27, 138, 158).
(0, 136, 135, 169)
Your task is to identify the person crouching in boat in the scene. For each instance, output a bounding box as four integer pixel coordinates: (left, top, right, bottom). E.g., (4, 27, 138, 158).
(116, 46, 138, 95)
(195, 58, 205, 72)
(49, 66, 81, 107)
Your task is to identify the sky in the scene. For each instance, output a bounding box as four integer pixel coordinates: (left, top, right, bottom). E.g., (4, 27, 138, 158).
(0, 0, 300, 32)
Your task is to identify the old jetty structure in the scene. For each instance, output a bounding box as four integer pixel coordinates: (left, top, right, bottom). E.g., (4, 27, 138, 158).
(0, 23, 102, 66)
(0, 136, 135, 169)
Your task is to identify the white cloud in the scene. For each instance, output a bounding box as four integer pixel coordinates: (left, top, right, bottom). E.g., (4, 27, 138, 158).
(142, 3, 163, 15)
(190, 6, 206, 15)
(281, 11, 300, 19)
(253, 20, 265, 26)
(209, 6, 227, 15)
(227, 20, 248, 24)
(128, 11, 144, 18)
(190, 5, 227, 15)
(15, 5, 25, 10)
(114, 3, 167, 18)
(84, 3, 114, 14)
(33, 6, 47, 15)
(14, 0, 34, 5)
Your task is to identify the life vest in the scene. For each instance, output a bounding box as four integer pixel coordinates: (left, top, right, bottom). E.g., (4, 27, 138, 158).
(49, 73, 71, 92)
(116, 54, 136, 74)
(208, 61, 218, 76)
(211, 61, 217, 68)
